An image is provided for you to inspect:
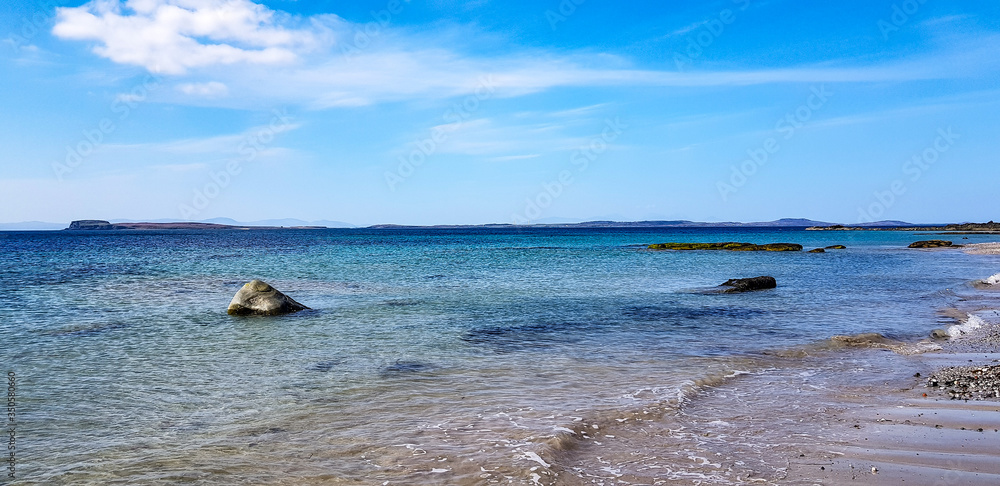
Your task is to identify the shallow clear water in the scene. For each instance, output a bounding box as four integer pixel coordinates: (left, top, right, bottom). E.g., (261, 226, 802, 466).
(2, 228, 999, 484)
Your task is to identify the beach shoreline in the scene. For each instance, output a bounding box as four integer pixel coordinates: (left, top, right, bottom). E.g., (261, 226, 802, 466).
(541, 262, 1000, 485)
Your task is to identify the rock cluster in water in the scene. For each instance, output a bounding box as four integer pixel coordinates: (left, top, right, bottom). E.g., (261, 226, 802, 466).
(227, 280, 309, 316)
(719, 276, 777, 293)
(648, 242, 803, 251)
(908, 240, 955, 249)
(927, 365, 1000, 400)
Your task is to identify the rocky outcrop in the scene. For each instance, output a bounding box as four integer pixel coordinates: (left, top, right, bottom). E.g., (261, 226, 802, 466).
(648, 242, 803, 252)
(825, 245, 847, 249)
(67, 220, 115, 230)
(807, 248, 826, 253)
(719, 276, 777, 293)
(909, 240, 955, 249)
(227, 280, 309, 316)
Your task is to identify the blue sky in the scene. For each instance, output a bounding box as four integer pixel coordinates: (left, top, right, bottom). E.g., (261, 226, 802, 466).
(1, 0, 998, 225)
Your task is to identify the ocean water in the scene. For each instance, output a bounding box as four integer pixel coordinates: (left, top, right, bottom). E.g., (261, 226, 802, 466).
(2, 228, 999, 484)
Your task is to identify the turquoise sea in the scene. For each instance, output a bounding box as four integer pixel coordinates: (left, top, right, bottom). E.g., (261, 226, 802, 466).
(3, 227, 999, 484)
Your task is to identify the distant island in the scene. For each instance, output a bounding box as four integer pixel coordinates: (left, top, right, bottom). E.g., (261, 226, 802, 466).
(53, 218, 1000, 232)
(806, 221, 1000, 234)
(65, 220, 325, 231)
(371, 218, 847, 229)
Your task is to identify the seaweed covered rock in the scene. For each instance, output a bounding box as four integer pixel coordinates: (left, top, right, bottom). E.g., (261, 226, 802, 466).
(719, 276, 777, 293)
(807, 248, 826, 253)
(647, 242, 802, 252)
(909, 240, 954, 249)
(227, 280, 309, 316)
(825, 245, 847, 250)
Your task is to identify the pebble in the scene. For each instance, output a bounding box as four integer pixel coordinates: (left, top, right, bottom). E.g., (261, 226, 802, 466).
(926, 365, 1000, 400)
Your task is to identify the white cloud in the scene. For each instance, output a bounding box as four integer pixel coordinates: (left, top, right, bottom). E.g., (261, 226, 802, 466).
(177, 81, 228, 97)
(52, 0, 322, 74)
(51, 0, 995, 110)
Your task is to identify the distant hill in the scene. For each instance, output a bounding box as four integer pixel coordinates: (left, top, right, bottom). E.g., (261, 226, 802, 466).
(0, 221, 67, 230)
(367, 219, 918, 229)
(0, 218, 970, 231)
(518, 218, 839, 228)
(113, 218, 357, 228)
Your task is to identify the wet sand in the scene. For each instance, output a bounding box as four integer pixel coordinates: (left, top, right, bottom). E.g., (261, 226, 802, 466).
(965, 243, 1000, 255)
(544, 274, 1000, 484)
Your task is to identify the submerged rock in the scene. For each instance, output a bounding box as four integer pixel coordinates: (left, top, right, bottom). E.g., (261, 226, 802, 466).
(807, 248, 826, 253)
(227, 280, 309, 316)
(380, 360, 432, 377)
(831, 333, 902, 348)
(909, 240, 954, 249)
(825, 245, 847, 249)
(719, 276, 777, 293)
(648, 242, 803, 252)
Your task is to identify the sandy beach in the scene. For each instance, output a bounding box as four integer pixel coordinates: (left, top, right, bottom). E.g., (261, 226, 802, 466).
(965, 243, 1000, 255)
(544, 262, 1000, 484)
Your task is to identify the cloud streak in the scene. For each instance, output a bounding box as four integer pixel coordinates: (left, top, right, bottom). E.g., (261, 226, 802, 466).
(52, 0, 992, 110)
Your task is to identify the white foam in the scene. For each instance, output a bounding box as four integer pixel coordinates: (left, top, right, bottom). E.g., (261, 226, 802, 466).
(522, 451, 550, 468)
(947, 314, 986, 338)
(985, 273, 1000, 285)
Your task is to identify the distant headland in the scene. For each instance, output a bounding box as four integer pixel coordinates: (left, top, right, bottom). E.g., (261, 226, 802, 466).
(65, 220, 325, 231)
(806, 221, 1000, 234)
(54, 218, 1000, 232)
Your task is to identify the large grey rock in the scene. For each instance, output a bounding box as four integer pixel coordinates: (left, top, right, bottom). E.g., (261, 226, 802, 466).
(227, 280, 309, 316)
(719, 276, 777, 293)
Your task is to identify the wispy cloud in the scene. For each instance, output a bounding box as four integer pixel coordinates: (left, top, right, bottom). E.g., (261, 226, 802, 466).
(51, 0, 999, 111)
(667, 20, 708, 37)
(177, 81, 229, 97)
(547, 103, 613, 118)
(103, 121, 301, 158)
